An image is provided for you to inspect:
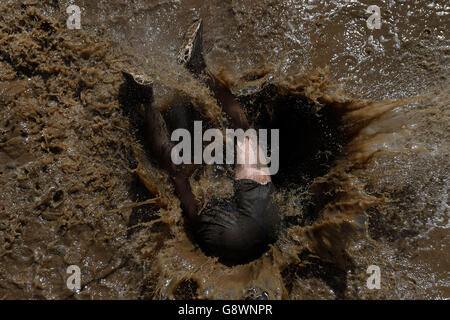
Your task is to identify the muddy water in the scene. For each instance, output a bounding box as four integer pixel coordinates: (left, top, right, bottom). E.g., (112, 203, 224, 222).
(0, 0, 448, 299)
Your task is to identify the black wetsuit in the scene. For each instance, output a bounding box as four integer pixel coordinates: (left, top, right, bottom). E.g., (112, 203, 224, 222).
(195, 179, 280, 264)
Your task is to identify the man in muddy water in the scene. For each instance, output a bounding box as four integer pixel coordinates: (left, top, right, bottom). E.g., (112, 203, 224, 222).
(123, 19, 280, 264)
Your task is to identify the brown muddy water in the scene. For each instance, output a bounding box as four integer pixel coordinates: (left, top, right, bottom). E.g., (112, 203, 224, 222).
(0, 0, 448, 299)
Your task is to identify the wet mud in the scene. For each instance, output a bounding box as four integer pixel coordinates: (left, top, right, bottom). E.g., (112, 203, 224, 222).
(0, 1, 448, 299)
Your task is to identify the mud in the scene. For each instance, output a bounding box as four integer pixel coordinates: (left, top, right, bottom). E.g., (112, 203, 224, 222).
(0, 0, 448, 299)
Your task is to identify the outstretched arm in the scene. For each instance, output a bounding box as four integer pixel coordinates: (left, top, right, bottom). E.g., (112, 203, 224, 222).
(143, 101, 201, 222)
